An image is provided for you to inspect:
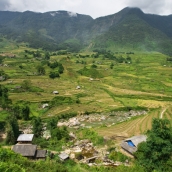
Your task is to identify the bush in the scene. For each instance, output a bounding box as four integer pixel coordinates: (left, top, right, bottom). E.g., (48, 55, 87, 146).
(109, 151, 129, 162)
(81, 129, 104, 146)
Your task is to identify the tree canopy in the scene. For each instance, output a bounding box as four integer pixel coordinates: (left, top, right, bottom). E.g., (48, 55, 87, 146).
(135, 118, 172, 172)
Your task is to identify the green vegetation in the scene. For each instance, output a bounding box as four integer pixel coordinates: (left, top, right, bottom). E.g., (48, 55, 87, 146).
(135, 118, 172, 172)
(79, 129, 104, 146)
(1, 17, 172, 171)
(5, 115, 19, 144)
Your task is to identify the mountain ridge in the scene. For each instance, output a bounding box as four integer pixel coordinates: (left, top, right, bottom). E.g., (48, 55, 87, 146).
(0, 7, 172, 54)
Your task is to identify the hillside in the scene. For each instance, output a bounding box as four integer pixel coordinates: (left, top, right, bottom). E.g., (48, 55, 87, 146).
(1, 30, 172, 172)
(0, 7, 172, 54)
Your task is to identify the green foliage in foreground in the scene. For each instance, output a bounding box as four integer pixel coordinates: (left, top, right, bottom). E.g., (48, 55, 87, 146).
(135, 118, 172, 172)
(0, 147, 146, 172)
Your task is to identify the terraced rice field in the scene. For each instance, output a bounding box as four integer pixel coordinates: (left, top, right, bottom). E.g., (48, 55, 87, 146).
(96, 106, 172, 139)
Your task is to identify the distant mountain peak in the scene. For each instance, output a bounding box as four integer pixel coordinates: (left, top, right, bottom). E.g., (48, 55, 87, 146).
(0, 8, 172, 55)
(67, 11, 77, 17)
(120, 7, 144, 15)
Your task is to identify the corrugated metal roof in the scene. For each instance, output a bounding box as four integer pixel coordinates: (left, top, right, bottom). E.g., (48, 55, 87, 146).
(17, 134, 34, 142)
(58, 152, 69, 160)
(125, 135, 147, 147)
(12, 145, 37, 157)
(121, 135, 147, 155)
(121, 141, 137, 154)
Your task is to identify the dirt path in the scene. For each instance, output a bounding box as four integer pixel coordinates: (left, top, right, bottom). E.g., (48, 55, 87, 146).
(160, 108, 166, 119)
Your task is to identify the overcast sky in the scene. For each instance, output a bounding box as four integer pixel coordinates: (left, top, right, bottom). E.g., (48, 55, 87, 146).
(0, 0, 172, 18)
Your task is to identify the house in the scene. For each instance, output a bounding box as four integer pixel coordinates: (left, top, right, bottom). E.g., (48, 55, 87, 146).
(76, 86, 81, 89)
(121, 135, 147, 155)
(58, 152, 69, 161)
(12, 145, 37, 158)
(17, 134, 34, 144)
(42, 103, 49, 109)
(53, 91, 59, 94)
(12, 145, 47, 159)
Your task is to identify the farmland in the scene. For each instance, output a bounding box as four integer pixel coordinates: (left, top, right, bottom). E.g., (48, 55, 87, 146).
(1, 40, 172, 139)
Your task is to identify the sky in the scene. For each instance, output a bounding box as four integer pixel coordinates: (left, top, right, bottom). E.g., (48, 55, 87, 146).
(0, 0, 172, 18)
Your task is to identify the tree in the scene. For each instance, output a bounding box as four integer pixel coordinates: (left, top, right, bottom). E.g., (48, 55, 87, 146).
(36, 65, 45, 75)
(51, 126, 69, 141)
(12, 102, 30, 120)
(5, 124, 15, 145)
(49, 71, 60, 79)
(47, 118, 57, 131)
(91, 64, 97, 68)
(21, 105, 30, 120)
(21, 80, 32, 90)
(0, 84, 11, 109)
(110, 62, 114, 69)
(58, 64, 64, 74)
(32, 117, 43, 138)
(6, 115, 19, 144)
(45, 51, 50, 60)
(0, 70, 9, 81)
(135, 118, 172, 172)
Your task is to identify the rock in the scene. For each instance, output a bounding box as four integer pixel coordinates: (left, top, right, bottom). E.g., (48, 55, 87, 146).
(57, 122, 68, 127)
(69, 132, 76, 139)
(70, 153, 75, 159)
(80, 124, 85, 127)
(64, 149, 71, 154)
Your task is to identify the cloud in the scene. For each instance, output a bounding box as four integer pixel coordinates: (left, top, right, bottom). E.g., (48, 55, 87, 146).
(125, 0, 169, 15)
(0, 0, 172, 18)
(0, 0, 11, 10)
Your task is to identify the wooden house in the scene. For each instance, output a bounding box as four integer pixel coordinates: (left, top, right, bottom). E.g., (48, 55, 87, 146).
(12, 145, 37, 159)
(35, 150, 47, 160)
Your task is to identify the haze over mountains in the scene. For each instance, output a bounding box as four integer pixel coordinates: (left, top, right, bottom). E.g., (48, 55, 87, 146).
(0, 7, 172, 54)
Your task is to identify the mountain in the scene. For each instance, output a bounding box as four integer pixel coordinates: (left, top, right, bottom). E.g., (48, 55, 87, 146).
(0, 7, 172, 54)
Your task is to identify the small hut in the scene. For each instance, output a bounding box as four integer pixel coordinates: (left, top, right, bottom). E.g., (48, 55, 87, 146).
(58, 152, 69, 161)
(17, 134, 34, 144)
(121, 135, 147, 155)
(42, 103, 49, 109)
(76, 86, 81, 89)
(53, 91, 59, 94)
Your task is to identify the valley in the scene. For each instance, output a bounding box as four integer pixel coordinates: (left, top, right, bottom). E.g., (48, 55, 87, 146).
(0, 7, 172, 172)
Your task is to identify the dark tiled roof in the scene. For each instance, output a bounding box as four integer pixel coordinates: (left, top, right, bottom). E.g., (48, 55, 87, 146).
(12, 145, 37, 157)
(35, 150, 47, 158)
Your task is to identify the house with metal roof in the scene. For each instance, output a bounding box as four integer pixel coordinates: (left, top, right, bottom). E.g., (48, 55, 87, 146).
(58, 152, 69, 161)
(17, 134, 34, 144)
(121, 135, 147, 155)
(53, 91, 59, 94)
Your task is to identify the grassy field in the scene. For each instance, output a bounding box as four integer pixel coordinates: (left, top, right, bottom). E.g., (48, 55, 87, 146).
(1, 41, 172, 138)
